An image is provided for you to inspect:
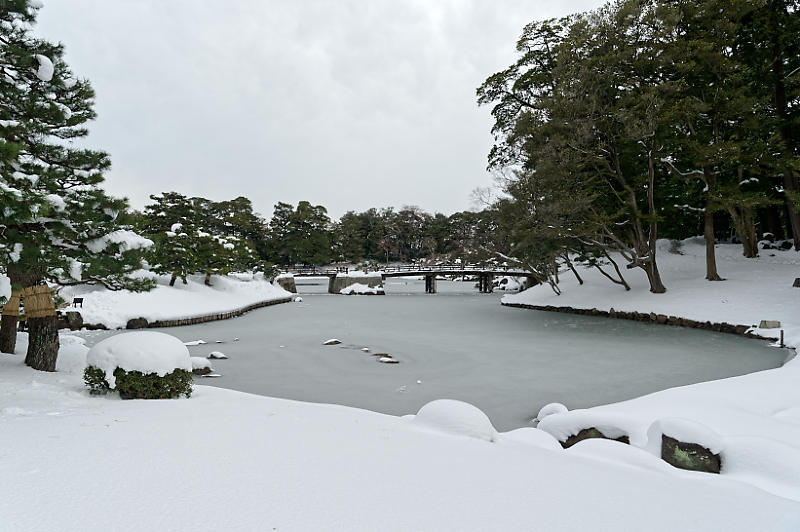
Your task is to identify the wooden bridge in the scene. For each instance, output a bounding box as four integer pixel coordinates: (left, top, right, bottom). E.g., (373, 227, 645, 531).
(283, 264, 534, 294)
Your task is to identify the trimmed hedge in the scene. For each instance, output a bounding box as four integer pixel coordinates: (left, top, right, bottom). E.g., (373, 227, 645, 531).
(84, 365, 193, 399)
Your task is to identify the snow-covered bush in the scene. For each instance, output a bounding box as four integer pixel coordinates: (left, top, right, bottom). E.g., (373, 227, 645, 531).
(84, 366, 192, 399)
(84, 332, 193, 399)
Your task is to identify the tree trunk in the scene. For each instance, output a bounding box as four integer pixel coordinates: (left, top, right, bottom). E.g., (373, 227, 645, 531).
(729, 207, 759, 258)
(169, 274, 177, 287)
(0, 290, 21, 354)
(704, 209, 722, 281)
(204, 272, 212, 286)
(0, 315, 18, 354)
(703, 169, 723, 281)
(20, 284, 59, 372)
(645, 259, 666, 294)
(25, 315, 59, 372)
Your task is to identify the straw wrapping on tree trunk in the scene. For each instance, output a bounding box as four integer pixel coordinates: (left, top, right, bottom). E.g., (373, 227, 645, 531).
(20, 285, 56, 319)
(1, 291, 21, 317)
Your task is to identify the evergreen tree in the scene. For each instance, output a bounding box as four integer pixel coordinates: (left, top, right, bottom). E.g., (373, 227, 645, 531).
(0, 0, 153, 368)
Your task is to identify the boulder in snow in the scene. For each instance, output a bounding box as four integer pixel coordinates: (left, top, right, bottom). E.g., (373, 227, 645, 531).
(207, 351, 228, 359)
(126, 317, 149, 329)
(646, 418, 722, 474)
(413, 399, 497, 442)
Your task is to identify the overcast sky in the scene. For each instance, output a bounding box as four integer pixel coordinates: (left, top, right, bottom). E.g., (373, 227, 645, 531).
(36, 0, 605, 219)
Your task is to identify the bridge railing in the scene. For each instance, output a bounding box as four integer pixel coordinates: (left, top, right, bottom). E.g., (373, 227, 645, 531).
(283, 263, 531, 276)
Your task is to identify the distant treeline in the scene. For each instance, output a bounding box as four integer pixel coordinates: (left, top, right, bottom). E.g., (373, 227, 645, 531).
(129, 193, 493, 278)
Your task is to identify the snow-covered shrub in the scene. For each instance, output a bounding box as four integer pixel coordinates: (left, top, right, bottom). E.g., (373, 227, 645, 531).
(84, 332, 193, 399)
(84, 366, 192, 399)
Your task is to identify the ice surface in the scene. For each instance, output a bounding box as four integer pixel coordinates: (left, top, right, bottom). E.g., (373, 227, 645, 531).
(77, 279, 786, 432)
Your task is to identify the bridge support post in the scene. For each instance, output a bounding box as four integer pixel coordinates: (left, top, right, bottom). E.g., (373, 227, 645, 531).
(478, 273, 494, 293)
(425, 274, 437, 294)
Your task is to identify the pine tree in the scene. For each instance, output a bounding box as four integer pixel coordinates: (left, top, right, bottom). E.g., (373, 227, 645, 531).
(0, 0, 153, 368)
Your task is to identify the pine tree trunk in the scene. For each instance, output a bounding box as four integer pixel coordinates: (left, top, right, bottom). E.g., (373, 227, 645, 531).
(169, 274, 177, 287)
(645, 260, 667, 294)
(728, 207, 759, 258)
(204, 272, 212, 286)
(25, 315, 59, 372)
(0, 314, 18, 354)
(704, 209, 722, 281)
(20, 283, 59, 372)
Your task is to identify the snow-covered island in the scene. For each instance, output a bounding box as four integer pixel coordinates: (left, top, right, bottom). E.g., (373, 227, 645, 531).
(57, 272, 292, 329)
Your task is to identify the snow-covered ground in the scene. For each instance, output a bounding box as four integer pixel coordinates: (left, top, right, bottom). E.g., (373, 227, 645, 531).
(1, 345, 798, 531)
(55, 272, 291, 329)
(503, 239, 800, 348)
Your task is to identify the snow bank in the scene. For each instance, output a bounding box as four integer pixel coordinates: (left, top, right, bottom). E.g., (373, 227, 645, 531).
(537, 355, 800, 499)
(86, 331, 191, 387)
(59, 272, 291, 329)
(1, 356, 798, 531)
(504, 240, 799, 348)
(412, 399, 497, 442)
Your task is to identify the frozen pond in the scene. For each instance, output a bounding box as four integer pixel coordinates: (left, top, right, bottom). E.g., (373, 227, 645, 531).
(77, 278, 786, 431)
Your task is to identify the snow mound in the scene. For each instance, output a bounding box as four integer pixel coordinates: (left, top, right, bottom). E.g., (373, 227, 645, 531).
(413, 399, 497, 442)
(322, 339, 341, 345)
(55, 335, 88, 374)
(184, 340, 207, 346)
(645, 418, 724, 455)
(86, 332, 191, 388)
(294, 296, 303, 302)
(500, 427, 562, 450)
(536, 402, 568, 422)
(207, 351, 227, 359)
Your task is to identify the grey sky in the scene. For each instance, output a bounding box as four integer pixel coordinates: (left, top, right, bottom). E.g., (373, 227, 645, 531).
(36, 0, 605, 219)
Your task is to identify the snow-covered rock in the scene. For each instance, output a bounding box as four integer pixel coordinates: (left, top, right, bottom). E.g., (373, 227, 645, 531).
(536, 402, 568, 422)
(86, 331, 192, 388)
(190, 356, 213, 375)
(645, 418, 724, 456)
(412, 399, 497, 442)
(340, 282, 384, 295)
(207, 351, 227, 360)
(322, 338, 341, 345)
